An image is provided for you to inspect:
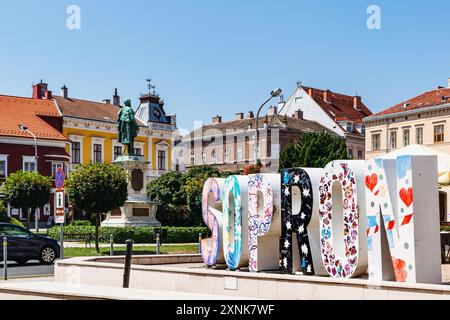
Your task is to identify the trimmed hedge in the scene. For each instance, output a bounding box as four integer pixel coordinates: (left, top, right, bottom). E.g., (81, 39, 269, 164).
(48, 226, 208, 244)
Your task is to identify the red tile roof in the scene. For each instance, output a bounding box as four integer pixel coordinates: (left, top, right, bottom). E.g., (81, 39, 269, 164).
(0, 95, 68, 141)
(54, 96, 146, 126)
(301, 86, 372, 125)
(370, 87, 450, 117)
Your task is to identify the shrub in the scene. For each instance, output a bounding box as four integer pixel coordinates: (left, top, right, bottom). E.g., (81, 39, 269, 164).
(70, 220, 92, 227)
(0, 214, 25, 228)
(48, 226, 208, 244)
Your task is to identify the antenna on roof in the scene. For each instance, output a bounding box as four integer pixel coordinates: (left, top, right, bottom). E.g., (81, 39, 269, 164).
(296, 81, 302, 87)
(146, 78, 156, 95)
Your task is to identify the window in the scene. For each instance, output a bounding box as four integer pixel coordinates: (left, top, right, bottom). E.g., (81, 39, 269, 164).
(190, 152, 195, 165)
(237, 145, 243, 161)
(403, 129, 410, 147)
(134, 148, 142, 156)
(114, 146, 123, 160)
(390, 131, 397, 149)
(0, 160, 6, 178)
(158, 150, 166, 171)
(347, 148, 354, 159)
(416, 127, 423, 145)
(23, 157, 36, 172)
(93, 144, 102, 163)
(434, 125, 444, 143)
(201, 152, 206, 164)
(0, 225, 29, 238)
(52, 163, 64, 179)
(357, 149, 363, 160)
(72, 142, 81, 164)
(371, 134, 381, 151)
(224, 148, 230, 163)
(211, 149, 217, 164)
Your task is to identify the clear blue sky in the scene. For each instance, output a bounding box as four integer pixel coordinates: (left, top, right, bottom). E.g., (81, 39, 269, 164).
(0, 0, 449, 130)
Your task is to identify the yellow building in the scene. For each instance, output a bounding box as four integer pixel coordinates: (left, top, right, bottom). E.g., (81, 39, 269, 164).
(52, 86, 177, 179)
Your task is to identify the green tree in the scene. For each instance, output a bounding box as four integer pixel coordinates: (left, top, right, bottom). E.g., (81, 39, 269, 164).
(0, 199, 6, 216)
(66, 163, 128, 252)
(185, 166, 220, 222)
(280, 131, 348, 169)
(147, 165, 221, 227)
(1, 171, 52, 229)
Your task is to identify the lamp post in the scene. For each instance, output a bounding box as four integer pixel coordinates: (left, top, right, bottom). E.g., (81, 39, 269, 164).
(254, 88, 282, 164)
(18, 124, 39, 231)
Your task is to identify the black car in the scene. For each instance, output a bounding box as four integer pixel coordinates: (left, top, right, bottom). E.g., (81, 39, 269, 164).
(0, 223, 60, 265)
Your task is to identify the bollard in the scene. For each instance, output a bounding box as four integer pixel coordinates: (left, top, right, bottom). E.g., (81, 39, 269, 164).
(3, 237, 7, 281)
(198, 232, 202, 252)
(122, 239, 134, 288)
(156, 233, 160, 255)
(110, 234, 114, 256)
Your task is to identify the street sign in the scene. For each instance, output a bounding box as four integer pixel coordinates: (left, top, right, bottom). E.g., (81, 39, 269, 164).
(55, 190, 65, 224)
(55, 167, 65, 190)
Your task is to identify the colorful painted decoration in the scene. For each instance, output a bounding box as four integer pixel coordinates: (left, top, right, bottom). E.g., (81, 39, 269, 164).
(280, 168, 315, 275)
(222, 175, 249, 270)
(318, 161, 362, 278)
(201, 178, 225, 267)
(248, 174, 281, 272)
(365, 156, 442, 284)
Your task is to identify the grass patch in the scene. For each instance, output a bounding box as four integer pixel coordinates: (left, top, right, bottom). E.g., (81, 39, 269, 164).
(64, 244, 199, 258)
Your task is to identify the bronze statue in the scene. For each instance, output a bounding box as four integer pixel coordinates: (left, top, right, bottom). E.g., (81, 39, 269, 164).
(117, 99, 139, 156)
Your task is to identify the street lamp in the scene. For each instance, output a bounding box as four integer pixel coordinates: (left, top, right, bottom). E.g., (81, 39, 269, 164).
(254, 88, 282, 164)
(18, 124, 39, 231)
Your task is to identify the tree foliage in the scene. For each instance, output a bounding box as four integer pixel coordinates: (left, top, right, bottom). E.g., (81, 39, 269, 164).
(1, 171, 52, 229)
(66, 163, 128, 252)
(280, 131, 348, 169)
(147, 165, 221, 227)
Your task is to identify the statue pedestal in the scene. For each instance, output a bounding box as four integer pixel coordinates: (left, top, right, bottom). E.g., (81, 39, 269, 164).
(101, 156, 161, 227)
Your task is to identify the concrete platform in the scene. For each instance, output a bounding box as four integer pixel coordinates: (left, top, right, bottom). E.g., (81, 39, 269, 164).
(54, 254, 450, 300)
(0, 280, 254, 300)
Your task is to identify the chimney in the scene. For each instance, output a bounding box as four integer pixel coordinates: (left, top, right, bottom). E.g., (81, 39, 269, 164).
(113, 88, 120, 106)
(44, 90, 52, 100)
(61, 85, 68, 99)
(235, 112, 244, 120)
(324, 90, 332, 103)
(247, 111, 254, 119)
(294, 109, 303, 119)
(103, 99, 111, 104)
(268, 106, 278, 116)
(32, 80, 48, 99)
(212, 115, 222, 124)
(308, 88, 314, 96)
(353, 95, 361, 110)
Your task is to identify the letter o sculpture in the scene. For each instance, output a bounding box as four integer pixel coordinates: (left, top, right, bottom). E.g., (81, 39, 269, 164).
(319, 162, 360, 278)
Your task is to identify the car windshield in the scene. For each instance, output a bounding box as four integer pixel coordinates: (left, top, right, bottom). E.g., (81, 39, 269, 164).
(0, 225, 30, 238)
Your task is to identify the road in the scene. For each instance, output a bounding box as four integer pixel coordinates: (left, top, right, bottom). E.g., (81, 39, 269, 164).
(0, 260, 54, 279)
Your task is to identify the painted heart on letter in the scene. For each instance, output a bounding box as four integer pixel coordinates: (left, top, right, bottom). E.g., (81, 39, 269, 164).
(399, 187, 413, 207)
(365, 174, 378, 192)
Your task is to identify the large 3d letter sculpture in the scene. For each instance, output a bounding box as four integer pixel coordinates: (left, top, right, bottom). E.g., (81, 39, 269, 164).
(248, 174, 281, 272)
(319, 161, 367, 278)
(365, 156, 442, 283)
(201, 178, 225, 267)
(280, 168, 315, 275)
(222, 175, 249, 270)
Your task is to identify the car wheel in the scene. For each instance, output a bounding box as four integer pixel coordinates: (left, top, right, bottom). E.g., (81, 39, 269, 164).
(14, 259, 28, 265)
(39, 246, 57, 264)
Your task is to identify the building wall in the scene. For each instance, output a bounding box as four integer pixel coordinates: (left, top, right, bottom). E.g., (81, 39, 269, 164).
(0, 139, 69, 222)
(365, 107, 450, 159)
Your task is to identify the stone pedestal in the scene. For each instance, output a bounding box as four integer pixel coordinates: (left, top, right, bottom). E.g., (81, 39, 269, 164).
(101, 155, 161, 227)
